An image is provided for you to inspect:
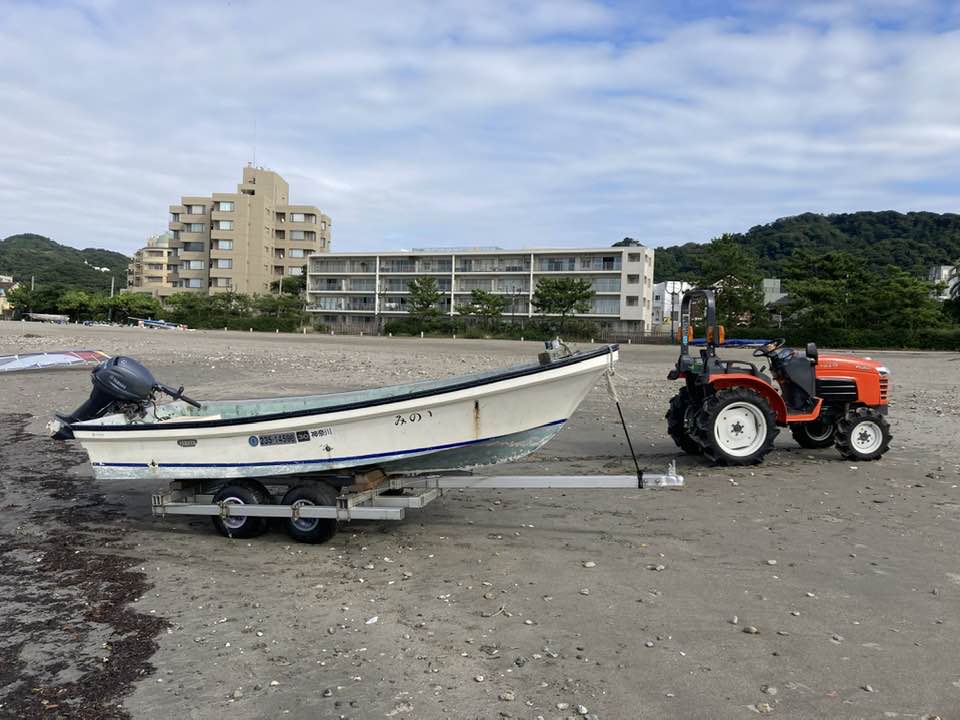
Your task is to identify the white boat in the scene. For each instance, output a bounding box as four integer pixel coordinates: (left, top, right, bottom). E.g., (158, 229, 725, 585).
(54, 345, 619, 482)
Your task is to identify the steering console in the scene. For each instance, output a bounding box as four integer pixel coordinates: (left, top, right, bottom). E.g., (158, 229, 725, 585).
(753, 338, 786, 357)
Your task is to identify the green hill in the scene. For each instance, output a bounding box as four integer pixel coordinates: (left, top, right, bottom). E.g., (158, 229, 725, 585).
(654, 211, 960, 281)
(0, 233, 130, 292)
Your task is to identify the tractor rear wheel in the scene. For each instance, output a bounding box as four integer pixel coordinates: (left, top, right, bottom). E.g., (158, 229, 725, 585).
(834, 407, 891, 461)
(790, 418, 836, 449)
(693, 387, 778, 466)
(666, 387, 702, 455)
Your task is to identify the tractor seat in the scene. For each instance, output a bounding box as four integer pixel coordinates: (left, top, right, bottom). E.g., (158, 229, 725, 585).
(777, 345, 817, 412)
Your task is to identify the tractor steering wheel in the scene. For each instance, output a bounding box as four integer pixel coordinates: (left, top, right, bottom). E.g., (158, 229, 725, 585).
(753, 338, 786, 357)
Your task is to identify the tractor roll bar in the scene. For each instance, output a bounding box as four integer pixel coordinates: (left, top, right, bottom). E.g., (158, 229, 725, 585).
(679, 287, 720, 357)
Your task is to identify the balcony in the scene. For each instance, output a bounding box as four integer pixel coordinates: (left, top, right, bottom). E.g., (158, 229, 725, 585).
(309, 259, 376, 273)
(307, 296, 376, 312)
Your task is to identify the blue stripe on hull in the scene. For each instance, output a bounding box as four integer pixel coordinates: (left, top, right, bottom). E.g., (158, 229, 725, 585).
(94, 418, 567, 469)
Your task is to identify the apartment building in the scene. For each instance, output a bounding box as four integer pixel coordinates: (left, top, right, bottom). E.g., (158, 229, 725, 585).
(651, 280, 693, 329)
(128, 166, 331, 298)
(929, 264, 959, 300)
(127, 232, 179, 299)
(307, 246, 655, 331)
(0, 275, 16, 319)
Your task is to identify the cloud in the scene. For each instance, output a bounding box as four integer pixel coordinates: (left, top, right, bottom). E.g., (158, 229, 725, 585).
(0, 0, 959, 257)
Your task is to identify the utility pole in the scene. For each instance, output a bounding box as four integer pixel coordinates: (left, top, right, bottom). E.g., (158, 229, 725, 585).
(31, 276, 35, 291)
(110, 275, 115, 298)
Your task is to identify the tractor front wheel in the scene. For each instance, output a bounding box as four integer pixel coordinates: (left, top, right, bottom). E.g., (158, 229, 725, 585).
(693, 387, 778, 466)
(666, 387, 702, 455)
(834, 407, 891, 461)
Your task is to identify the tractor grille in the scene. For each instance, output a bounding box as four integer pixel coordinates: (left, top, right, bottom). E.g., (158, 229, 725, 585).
(879, 377, 889, 402)
(816, 378, 858, 402)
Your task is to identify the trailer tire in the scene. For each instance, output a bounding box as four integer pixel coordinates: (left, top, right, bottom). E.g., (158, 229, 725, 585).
(835, 407, 891, 461)
(666, 387, 702, 455)
(693, 387, 778, 466)
(281, 483, 339, 544)
(211, 484, 271, 539)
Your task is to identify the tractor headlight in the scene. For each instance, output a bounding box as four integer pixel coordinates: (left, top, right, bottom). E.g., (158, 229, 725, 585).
(876, 366, 889, 376)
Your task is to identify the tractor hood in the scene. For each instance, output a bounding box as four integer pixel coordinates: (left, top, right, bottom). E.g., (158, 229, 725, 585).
(818, 354, 889, 376)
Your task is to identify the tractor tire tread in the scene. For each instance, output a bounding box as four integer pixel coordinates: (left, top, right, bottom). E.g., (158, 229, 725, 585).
(666, 387, 702, 455)
(834, 406, 891, 461)
(692, 387, 779, 466)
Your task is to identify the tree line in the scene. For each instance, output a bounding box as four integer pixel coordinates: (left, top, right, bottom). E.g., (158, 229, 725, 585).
(383, 276, 600, 340)
(6, 284, 307, 332)
(684, 234, 960, 350)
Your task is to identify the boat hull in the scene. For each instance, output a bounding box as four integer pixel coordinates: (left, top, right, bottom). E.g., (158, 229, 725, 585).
(73, 348, 616, 481)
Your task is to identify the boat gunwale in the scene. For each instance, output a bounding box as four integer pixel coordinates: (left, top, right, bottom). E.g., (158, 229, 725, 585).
(71, 344, 618, 433)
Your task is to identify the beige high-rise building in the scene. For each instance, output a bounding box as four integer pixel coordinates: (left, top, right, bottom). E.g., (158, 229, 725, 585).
(128, 166, 331, 298)
(127, 232, 180, 299)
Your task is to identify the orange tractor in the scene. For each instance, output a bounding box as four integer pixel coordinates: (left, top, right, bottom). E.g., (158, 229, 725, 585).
(666, 288, 891, 465)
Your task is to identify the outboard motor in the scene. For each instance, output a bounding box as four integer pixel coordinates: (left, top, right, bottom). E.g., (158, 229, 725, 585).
(50, 356, 200, 439)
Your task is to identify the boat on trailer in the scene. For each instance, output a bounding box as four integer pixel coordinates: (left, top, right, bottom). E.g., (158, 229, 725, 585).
(50, 342, 687, 543)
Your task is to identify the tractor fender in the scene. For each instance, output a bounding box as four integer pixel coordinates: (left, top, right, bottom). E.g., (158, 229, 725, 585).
(708, 374, 788, 425)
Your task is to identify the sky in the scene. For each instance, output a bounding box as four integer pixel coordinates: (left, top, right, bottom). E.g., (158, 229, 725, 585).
(1, 0, 960, 256)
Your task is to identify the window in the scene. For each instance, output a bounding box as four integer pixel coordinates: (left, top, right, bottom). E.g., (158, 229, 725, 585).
(241, 189, 254, 195)
(215, 220, 233, 230)
(290, 212, 312, 222)
(169, 212, 180, 222)
(274, 229, 286, 239)
(182, 242, 204, 253)
(187, 278, 203, 288)
(289, 248, 305, 258)
(627, 253, 644, 262)
(627, 274, 640, 284)
(188, 204, 205, 214)
(275, 249, 285, 259)
(290, 230, 305, 240)
(215, 259, 232, 269)
(216, 201, 234, 212)
(186, 223, 205, 233)
(213, 277, 232, 287)
(185, 260, 204, 270)
(592, 297, 621, 314)
(592, 277, 621, 292)
(288, 266, 304, 276)
(626, 296, 639, 306)
(215, 239, 233, 250)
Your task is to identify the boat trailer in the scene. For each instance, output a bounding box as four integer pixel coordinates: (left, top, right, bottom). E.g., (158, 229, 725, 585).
(151, 463, 684, 543)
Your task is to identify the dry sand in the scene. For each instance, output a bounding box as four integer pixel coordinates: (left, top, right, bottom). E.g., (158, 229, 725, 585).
(1, 321, 959, 720)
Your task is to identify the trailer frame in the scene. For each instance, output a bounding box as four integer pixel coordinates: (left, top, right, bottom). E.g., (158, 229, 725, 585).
(150, 462, 684, 532)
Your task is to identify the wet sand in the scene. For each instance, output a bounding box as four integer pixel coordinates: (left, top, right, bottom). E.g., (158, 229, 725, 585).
(1, 322, 958, 719)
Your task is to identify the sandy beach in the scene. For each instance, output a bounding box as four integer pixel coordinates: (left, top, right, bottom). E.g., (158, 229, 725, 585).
(1, 321, 958, 720)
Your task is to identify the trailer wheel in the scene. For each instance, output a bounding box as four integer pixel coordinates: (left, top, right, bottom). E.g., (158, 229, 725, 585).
(281, 483, 339, 544)
(211, 483, 271, 539)
(693, 387, 778, 466)
(834, 407, 891, 461)
(666, 387, 702, 455)
(790, 418, 836, 449)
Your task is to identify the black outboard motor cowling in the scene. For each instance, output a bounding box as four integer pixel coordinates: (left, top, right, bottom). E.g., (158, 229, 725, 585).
(52, 357, 158, 438)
